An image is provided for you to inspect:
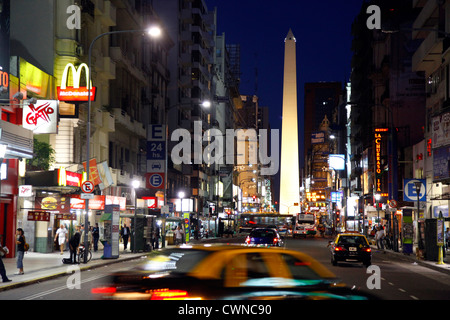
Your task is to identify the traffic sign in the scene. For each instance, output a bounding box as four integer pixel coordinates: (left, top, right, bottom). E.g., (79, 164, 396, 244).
(146, 173, 164, 189)
(80, 193, 94, 199)
(389, 199, 397, 208)
(403, 179, 426, 202)
(81, 180, 94, 193)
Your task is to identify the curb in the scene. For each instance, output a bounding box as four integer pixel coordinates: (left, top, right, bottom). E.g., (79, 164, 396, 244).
(0, 254, 147, 293)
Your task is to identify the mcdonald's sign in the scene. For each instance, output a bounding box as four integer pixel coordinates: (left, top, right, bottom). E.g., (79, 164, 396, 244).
(57, 63, 96, 102)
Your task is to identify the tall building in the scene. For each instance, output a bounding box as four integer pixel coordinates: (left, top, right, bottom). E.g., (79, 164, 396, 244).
(279, 29, 300, 215)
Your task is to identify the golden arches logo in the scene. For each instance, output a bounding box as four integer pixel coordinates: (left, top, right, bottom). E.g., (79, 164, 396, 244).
(57, 63, 96, 101)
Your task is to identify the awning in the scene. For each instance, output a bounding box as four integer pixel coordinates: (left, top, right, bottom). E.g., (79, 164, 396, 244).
(99, 213, 112, 222)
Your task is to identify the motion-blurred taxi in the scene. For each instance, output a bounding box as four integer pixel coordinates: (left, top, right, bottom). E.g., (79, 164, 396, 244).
(329, 232, 372, 267)
(92, 244, 379, 300)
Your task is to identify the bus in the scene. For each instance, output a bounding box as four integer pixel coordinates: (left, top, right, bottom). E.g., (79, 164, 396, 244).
(293, 212, 317, 238)
(238, 213, 296, 236)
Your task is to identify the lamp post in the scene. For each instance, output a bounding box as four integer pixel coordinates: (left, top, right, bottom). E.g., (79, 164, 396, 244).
(414, 181, 421, 248)
(83, 26, 161, 262)
(375, 193, 381, 226)
(132, 179, 140, 253)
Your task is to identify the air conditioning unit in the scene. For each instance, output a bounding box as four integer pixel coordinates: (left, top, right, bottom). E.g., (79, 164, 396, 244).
(76, 45, 84, 56)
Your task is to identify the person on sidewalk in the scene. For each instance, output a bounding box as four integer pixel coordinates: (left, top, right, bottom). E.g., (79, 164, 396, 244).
(120, 225, 130, 251)
(81, 225, 93, 250)
(15, 228, 25, 275)
(69, 226, 81, 264)
(375, 225, 385, 250)
(174, 226, 184, 245)
(0, 241, 11, 283)
(92, 223, 100, 252)
(54, 224, 68, 255)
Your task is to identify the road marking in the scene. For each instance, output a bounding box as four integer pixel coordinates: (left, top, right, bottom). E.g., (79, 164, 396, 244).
(398, 288, 406, 293)
(410, 295, 419, 300)
(20, 274, 107, 300)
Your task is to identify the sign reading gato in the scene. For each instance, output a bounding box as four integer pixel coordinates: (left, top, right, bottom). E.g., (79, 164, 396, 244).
(57, 63, 96, 102)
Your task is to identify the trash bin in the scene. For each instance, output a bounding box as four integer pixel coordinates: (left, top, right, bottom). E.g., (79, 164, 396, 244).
(102, 240, 112, 259)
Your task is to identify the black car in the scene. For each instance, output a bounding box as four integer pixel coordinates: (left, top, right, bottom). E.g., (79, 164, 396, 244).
(245, 227, 283, 247)
(329, 232, 372, 267)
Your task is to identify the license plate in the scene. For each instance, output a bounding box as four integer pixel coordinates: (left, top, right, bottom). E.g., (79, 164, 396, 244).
(349, 247, 357, 252)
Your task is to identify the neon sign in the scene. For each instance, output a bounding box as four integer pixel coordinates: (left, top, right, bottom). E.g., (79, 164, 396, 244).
(374, 129, 388, 193)
(57, 63, 96, 101)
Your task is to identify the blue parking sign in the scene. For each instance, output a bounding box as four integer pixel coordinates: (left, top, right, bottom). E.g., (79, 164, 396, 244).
(147, 141, 165, 160)
(403, 179, 426, 202)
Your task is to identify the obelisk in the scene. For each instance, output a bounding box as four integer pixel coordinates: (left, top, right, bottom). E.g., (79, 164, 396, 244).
(279, 29, 300, 214)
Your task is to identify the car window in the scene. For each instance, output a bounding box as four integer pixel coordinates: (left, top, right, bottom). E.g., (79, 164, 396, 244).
(281, 253, 323, 280)
(337, 236, 368, 246)
(222, 253, 270, 287)
(139, 249, 211, 273)
(250, 229, 276, 237)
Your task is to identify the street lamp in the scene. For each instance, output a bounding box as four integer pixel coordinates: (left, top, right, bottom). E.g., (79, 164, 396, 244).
(132, 179, 140, 253)
(414, 181, 421, 247)
(374, 193, 381, 225)
(83, 25, 161, 262)
(178, 191, 185, 214)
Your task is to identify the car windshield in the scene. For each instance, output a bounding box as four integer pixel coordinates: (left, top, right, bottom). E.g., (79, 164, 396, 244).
(337, 236, 368, 246)
(137, 249, 211, 274)
(250, 229, 276, 237)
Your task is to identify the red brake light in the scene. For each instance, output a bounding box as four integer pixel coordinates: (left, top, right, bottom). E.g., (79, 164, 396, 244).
(91, 287, 117, 295)
(245, 236, 250, 244)
(150, 289, 189, 300)
(363, 247, 371, 253)
(273, 238, 278, 245)
(334, 246, 346, 252)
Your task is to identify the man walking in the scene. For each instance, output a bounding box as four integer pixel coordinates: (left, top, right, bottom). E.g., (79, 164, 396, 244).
(92, 223, 100, 252)
(121, 224, 130, 251)
(0, 241, 11, 283)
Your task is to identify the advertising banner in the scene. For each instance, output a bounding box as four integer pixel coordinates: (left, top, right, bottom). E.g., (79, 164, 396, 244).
(0, 0, 10, 100)
(402, 209, 413, 254)
(27, 211, 50, 222)
(23, 100, 58, 134)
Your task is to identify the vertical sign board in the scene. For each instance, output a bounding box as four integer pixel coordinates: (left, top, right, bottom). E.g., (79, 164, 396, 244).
(0, 0, 10, 100)
(374, 128, 388, 194)
(147, 125, 166, 189)
(184, 212, 190, 243)
(402, 209, 413, 254)
(104, 204, 120, 258)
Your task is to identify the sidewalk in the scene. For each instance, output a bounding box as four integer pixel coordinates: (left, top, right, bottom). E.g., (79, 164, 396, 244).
(0, 244, 148, 292)
(369, 243, 450, 275)
(0, 236, 223, 292)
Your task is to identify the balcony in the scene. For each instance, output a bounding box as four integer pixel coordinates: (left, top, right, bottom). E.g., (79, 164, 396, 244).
(100, 1, 116, 27)
(113, 108, 145, 138)
(100, 56, 116, 80)
(412, 30, 442, 74)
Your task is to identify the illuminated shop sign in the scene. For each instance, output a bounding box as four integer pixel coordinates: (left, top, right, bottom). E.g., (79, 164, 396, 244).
(0, 69, 8, 90)
(57, 63, 96, 102)
(22, 100, 58, 134)
(374, 128, 388, 193)
(58, 167, 82, 187)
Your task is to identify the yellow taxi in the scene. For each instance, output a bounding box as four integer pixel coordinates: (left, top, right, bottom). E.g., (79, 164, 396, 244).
(329, 232, 372, 267)
(92, 244, 379, 300)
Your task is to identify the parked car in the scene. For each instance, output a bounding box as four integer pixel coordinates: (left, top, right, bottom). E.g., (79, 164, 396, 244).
(92, 245, 380, 300)
(329, 232, 372, 267)
(245, 227, 284, 247)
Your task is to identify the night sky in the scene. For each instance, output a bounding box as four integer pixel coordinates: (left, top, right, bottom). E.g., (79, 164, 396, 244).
(206, 0, 367, 202)
(207, 0, 365, 132)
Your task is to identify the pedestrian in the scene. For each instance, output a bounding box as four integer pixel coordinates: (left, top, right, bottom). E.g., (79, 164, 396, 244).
(375, 226, 385, 250)
(54, 224, 68, 255)
(121, 224, 130, 251)
(174, 226, 183, 245)
(92, 223, 100, 252)
(0, 240, 11, 283)
(16, 228, 25, 275)
(81, 225, 93, 250)
(69, 226, 81, 264)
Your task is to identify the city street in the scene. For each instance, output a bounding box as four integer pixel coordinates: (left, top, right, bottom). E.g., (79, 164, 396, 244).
(0, 236, 448, 301)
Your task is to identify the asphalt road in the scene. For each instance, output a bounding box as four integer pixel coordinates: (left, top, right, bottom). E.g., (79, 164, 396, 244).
(0, 236, 448, 301)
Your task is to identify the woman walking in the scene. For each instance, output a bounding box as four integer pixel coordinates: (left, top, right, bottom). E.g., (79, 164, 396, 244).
(16, 228, 25, 275)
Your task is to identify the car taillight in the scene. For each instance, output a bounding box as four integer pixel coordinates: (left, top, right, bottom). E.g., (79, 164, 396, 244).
(273, 238, 278, 245)
(363, 247, 371, 253)
(245, 236, 250, 244)
(334, 246, 346, 252)
(149, 289, 201, 300)
(91, 287, 117, 295)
